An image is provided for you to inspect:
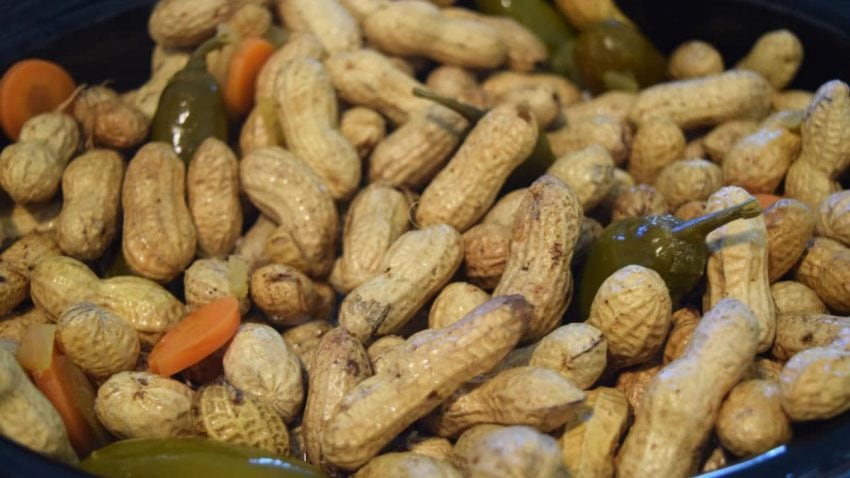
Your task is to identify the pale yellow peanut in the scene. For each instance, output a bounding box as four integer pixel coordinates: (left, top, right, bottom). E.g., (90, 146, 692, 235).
(684, 137, 707, 159)
(362, 1, 506, 69)
(616, 299, 760, 478)
(424, 66, 489, 109)
(501, 85, 560, 129)
(772, 90, 813, 111)
(365, 335, 406, 375)
(771, 281, 828, 316)
(183, 256, 250, 315)
(321, 295, 531, 470)
(0, 200, 61, 243)
(18, 112, 79, 165)
(530, 323, 607, 390)
(416, 103, 537, 232)
(772, 312, 850, 361)
(588, 265, 672, 368)
(0, 308, 50, 342)
(133, 49, 188, 118)
(668, 40, 724, 80)
(407, 436, 453, 462)
(148, 0, 229, 48)
(560, 387, 631, 478)
(705, 186, 775, 352)
(663, 307, 701, 363)
(701, 447, 730, 474)
(494, 175, 583, 342)
(122, 142, 196, 283)
(553, 0, 633, 30)
(759, 108, 805, 131)
(457, 425, 568, 478)
(451, 424, 504, 471)
(630, 70, 773, 129)
(339, 224, 463, 342)
(0, 142, 63, 204)
(240, 99, 284, 154)
(702, 119, 759, 163)
(483, 189, 527, 227)
(783, 161, 838, 212)
(462, 223, 510, 291)
(0, 233, 60, 317)
(611, 184, 669, 221)
(655, 158, 722, 208)
(55, 149, 124, 261)
(736, 29, 803, 90)
(744, 357, 785, 382)
(628, 118, 685, 184)
(193, 380, 290, 456)
(223, 323, 304, 422)
(276, 58, 361, 200)
(240, 147, 338, 278)
(0, 347, 76, 463)
(57, 302, 140, 380)
(615, 363, 661, 414)
(281, 320, 334, 373)
(723, 126, 801, 193)
(816, 190, 850, 247)
(562, 91, 635, 124)
(764, 199, 815, 282)
(303, 327, 372, 469)
(548, 115, 631, 165)
(187, 138, 242, 258)
(546, 144, 614, 212)
(716, 379, 791, 457)
(780, 331, 850, 421)
(234, 215, 276, 273)
(225, 2, 272, 38)
(796, 238, 850, 313)
(428, 282, 490, 329)
(251, 263, 320, 327)
(340, 107, 386, 159)
(276, 0, 361, 54)
(354, 452, 461, 478)
(72, 86, 149, 150)
(674, 200, 706, 220)
(482, 71, 581, 109)
(332, 184, 410, 293)
(95, 371, 194, 439)
(255, 32, 325, 103)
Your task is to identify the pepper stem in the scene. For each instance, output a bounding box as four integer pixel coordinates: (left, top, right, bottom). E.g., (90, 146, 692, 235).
(185, 34, 230, 71)
(412, 87, 486, 122)
(671, 198, 762, 242)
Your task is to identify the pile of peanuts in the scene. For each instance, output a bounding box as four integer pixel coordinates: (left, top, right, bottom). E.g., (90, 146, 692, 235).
(1, 0, 849, 476)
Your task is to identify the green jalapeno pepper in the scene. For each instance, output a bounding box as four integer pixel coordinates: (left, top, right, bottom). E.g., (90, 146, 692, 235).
(577, 198, 762, 319)
(79, 438, 325, 478)
(150, 36, 229, 163)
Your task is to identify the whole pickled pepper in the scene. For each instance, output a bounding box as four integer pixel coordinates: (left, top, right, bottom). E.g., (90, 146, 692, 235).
(577, 198, 762, 319)
(151, 36, 229, 163)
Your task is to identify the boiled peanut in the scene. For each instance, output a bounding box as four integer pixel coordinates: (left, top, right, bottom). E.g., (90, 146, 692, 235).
(187, 138, 242, 258)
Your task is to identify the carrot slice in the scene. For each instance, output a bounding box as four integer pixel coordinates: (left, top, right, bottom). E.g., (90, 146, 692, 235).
(0, 58, 76, 140)
(223, 37, 275, 118)
(754, 193, 781, 210)
(148, 296, 240, 377)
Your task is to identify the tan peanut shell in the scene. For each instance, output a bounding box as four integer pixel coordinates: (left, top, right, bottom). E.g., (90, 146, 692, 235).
(663, 307, 701, 363)
(225, 2, 272, 38)
(428, 366, 585, 437)
(0, 308, 50, 342)
(183, 256, 250, 315)
(772, 313, 850, 361)
(483, 71, 581, 109)
(744, 357, 785, 382)
(615, 364, 661, 414)
(428, 282, 490, 330)
(784, 161, 838, 212)
(764, 199, 815, 282)
(773, 90, 813, 111)
(611, 184, 670, 221)
(339, 224, 463, 342)
(816, 190, 850, 247)
(340, 107, 386, 159)
(407, 436, 453, 462)
(193, 380, 290, 456)
(779, 333, 850, 421)
(0, 347, 77, 463)
(18, 112, 79, 165)
(723, 126, 801, 193)
(668, 40, 724, 80)
(251, 263, 319, 327)
(553, 0, 633, 30)
(255, 32, 325, 103)
(122, 142, 196, 282)
(500, 85, 560, 129)
(0, 142, 64, 205)
(628, 118, 686, 184)
(187, 138, 242, 258)
(675, 200, 707, 221)
(705, 186, 775, 352)
(546, 144, 615, 212)
(332, 184, 411, 293)
(223, 323, 304, 422)
(73, 86, 149, 150)
(416, 103, 538, 232)
(771, 281, 828, 316)
(655, 158, 723, 208)
(562, 91, 635, 124)
(560, 387, 631, 478)
(451, 424, 504, 471)
(457, 425, 568, 478)
(95, 371, 195, 439)
(281, 320, 334, 373)
(736, 29, 803, 90)
(276, 0, 361, 54)
(461, 223, 510, 291)
(0, 201, 61, 243)
(0, 233, 60, 317)
(365, 335, 406, 375)
(321, 295, 531, 470)
(57, 302, 140, 379)
(530, 323, 607, 390)
(234, 215, 276, 273)
(548, 115, 631, 165)
(702, 119, 759, 163)
(425, 66, 487, 109)
(716, 379, 791, 457)
(796, 238, 850, 313)
(240, 99, 283, 154)
(354, 452, 461, 478)
(303, 327, 372, 468)
(616, 299, 760, 478)
(588, 265, 672, 368)
(240, 147, 338, 278)
(148, 0, 229, 48)
(362, 1, 506, 69)
(276, 58, 361, 200)
(630, 70, 772, 129)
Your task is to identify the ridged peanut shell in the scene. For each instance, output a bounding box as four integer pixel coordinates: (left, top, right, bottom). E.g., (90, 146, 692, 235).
(57, 302, 140, 379)
(187, 138, 242, 258)
(796, 238, 850, 314)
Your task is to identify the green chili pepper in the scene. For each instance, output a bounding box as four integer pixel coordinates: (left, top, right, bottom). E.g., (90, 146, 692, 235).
(413, 87, 557, 190)
(577, 198, 762, 319)
(473, 0, 579, 83)
(79, 438, 326, 478)
(151, 36, 229, 163)
(573, 20, 667, 94)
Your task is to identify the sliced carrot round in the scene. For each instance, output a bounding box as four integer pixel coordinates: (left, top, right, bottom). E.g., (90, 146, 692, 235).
(0, 58, 76, 140)
(148, 296, 241, 377)
(223, 37, 276, 118)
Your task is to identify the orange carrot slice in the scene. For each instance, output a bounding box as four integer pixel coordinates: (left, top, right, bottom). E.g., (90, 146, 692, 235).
(223, 37, 275, 118)
(0, 58, 76, 140)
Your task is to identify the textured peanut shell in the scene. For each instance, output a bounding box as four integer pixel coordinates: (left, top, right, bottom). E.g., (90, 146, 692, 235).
(616, 299, 760, 478)
(702, 119, 759, 163)
(615, 364, 661, 414)
(428, 282, 490, 330)
(483, 189, 527, 227)
(668, 40, 724, 80)
(73, 87, 149, 150)
(458, 425, 568, 478)
(354, 452, 461, 478)
(276, 0, 361, 54)
(339, 224, 463, 342)
(772, 313, 850, 361)
(629, 71, 773, 129)
(627, 118, 686, 184)
(779, 336, 850, 421)
(187, 138, 242, 258)
(816, 190, 850, 247)
(18, 112, 79, 165)
(223, 323, 304, 422)
(546, 144, 614, 212)
(0, 201, 61, 243)
(717, 379, 791, 457)
(303, 327, 372, 469)
(56, 149, 124, 260)
(611, 184, 669, 221)
(255, 31, 324, 103)
(407, 436, 453, 462)
(251, 263, 317, 327)
(764, 199, 815, 282)
(560, 387, 631, 478)
(321, 295, 531, 470)
(796, 238, 850, 313)
(365, 335, 406, 375)
(705, 186, 775, 352)
(723, 126, 801, 193)
(663, 308, 701, 363)
(0, 308, 50, 342)
(494, 176, 583, 342)
(193, 381, 290, 456)
(416, 103, 537, 232)
(547, 115, 631, 166)
(770, 281, 828, 316)
(0, 141, 63, 204)
(562, 91, 635, 125)
(784, 161, 839, 212)
(240, 147, 337, 278)
(0, 233, 60, 317)
(148, 0, 229, 48)
(461, 223, 510, 291)
(57, 302, 140, 379)
(95, 371, 194, 439)
(675, 200, 707, 221)
(234, 215, 276, 273)
(530, 323, 607, 389)
(425, 66, 489, 110)
(240, 99, 283, 154)
(483, 71, 581, 109)
(655, 158, 723, 208)
(736, 29, 803, 90)
(281, 320, 333, 373)
(772, 90, 813, 111)
(183, 257, 250, 315)
(122, 142, 196, 282)
(428, 366, 585, 438)
(340, 107, 386, 159)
